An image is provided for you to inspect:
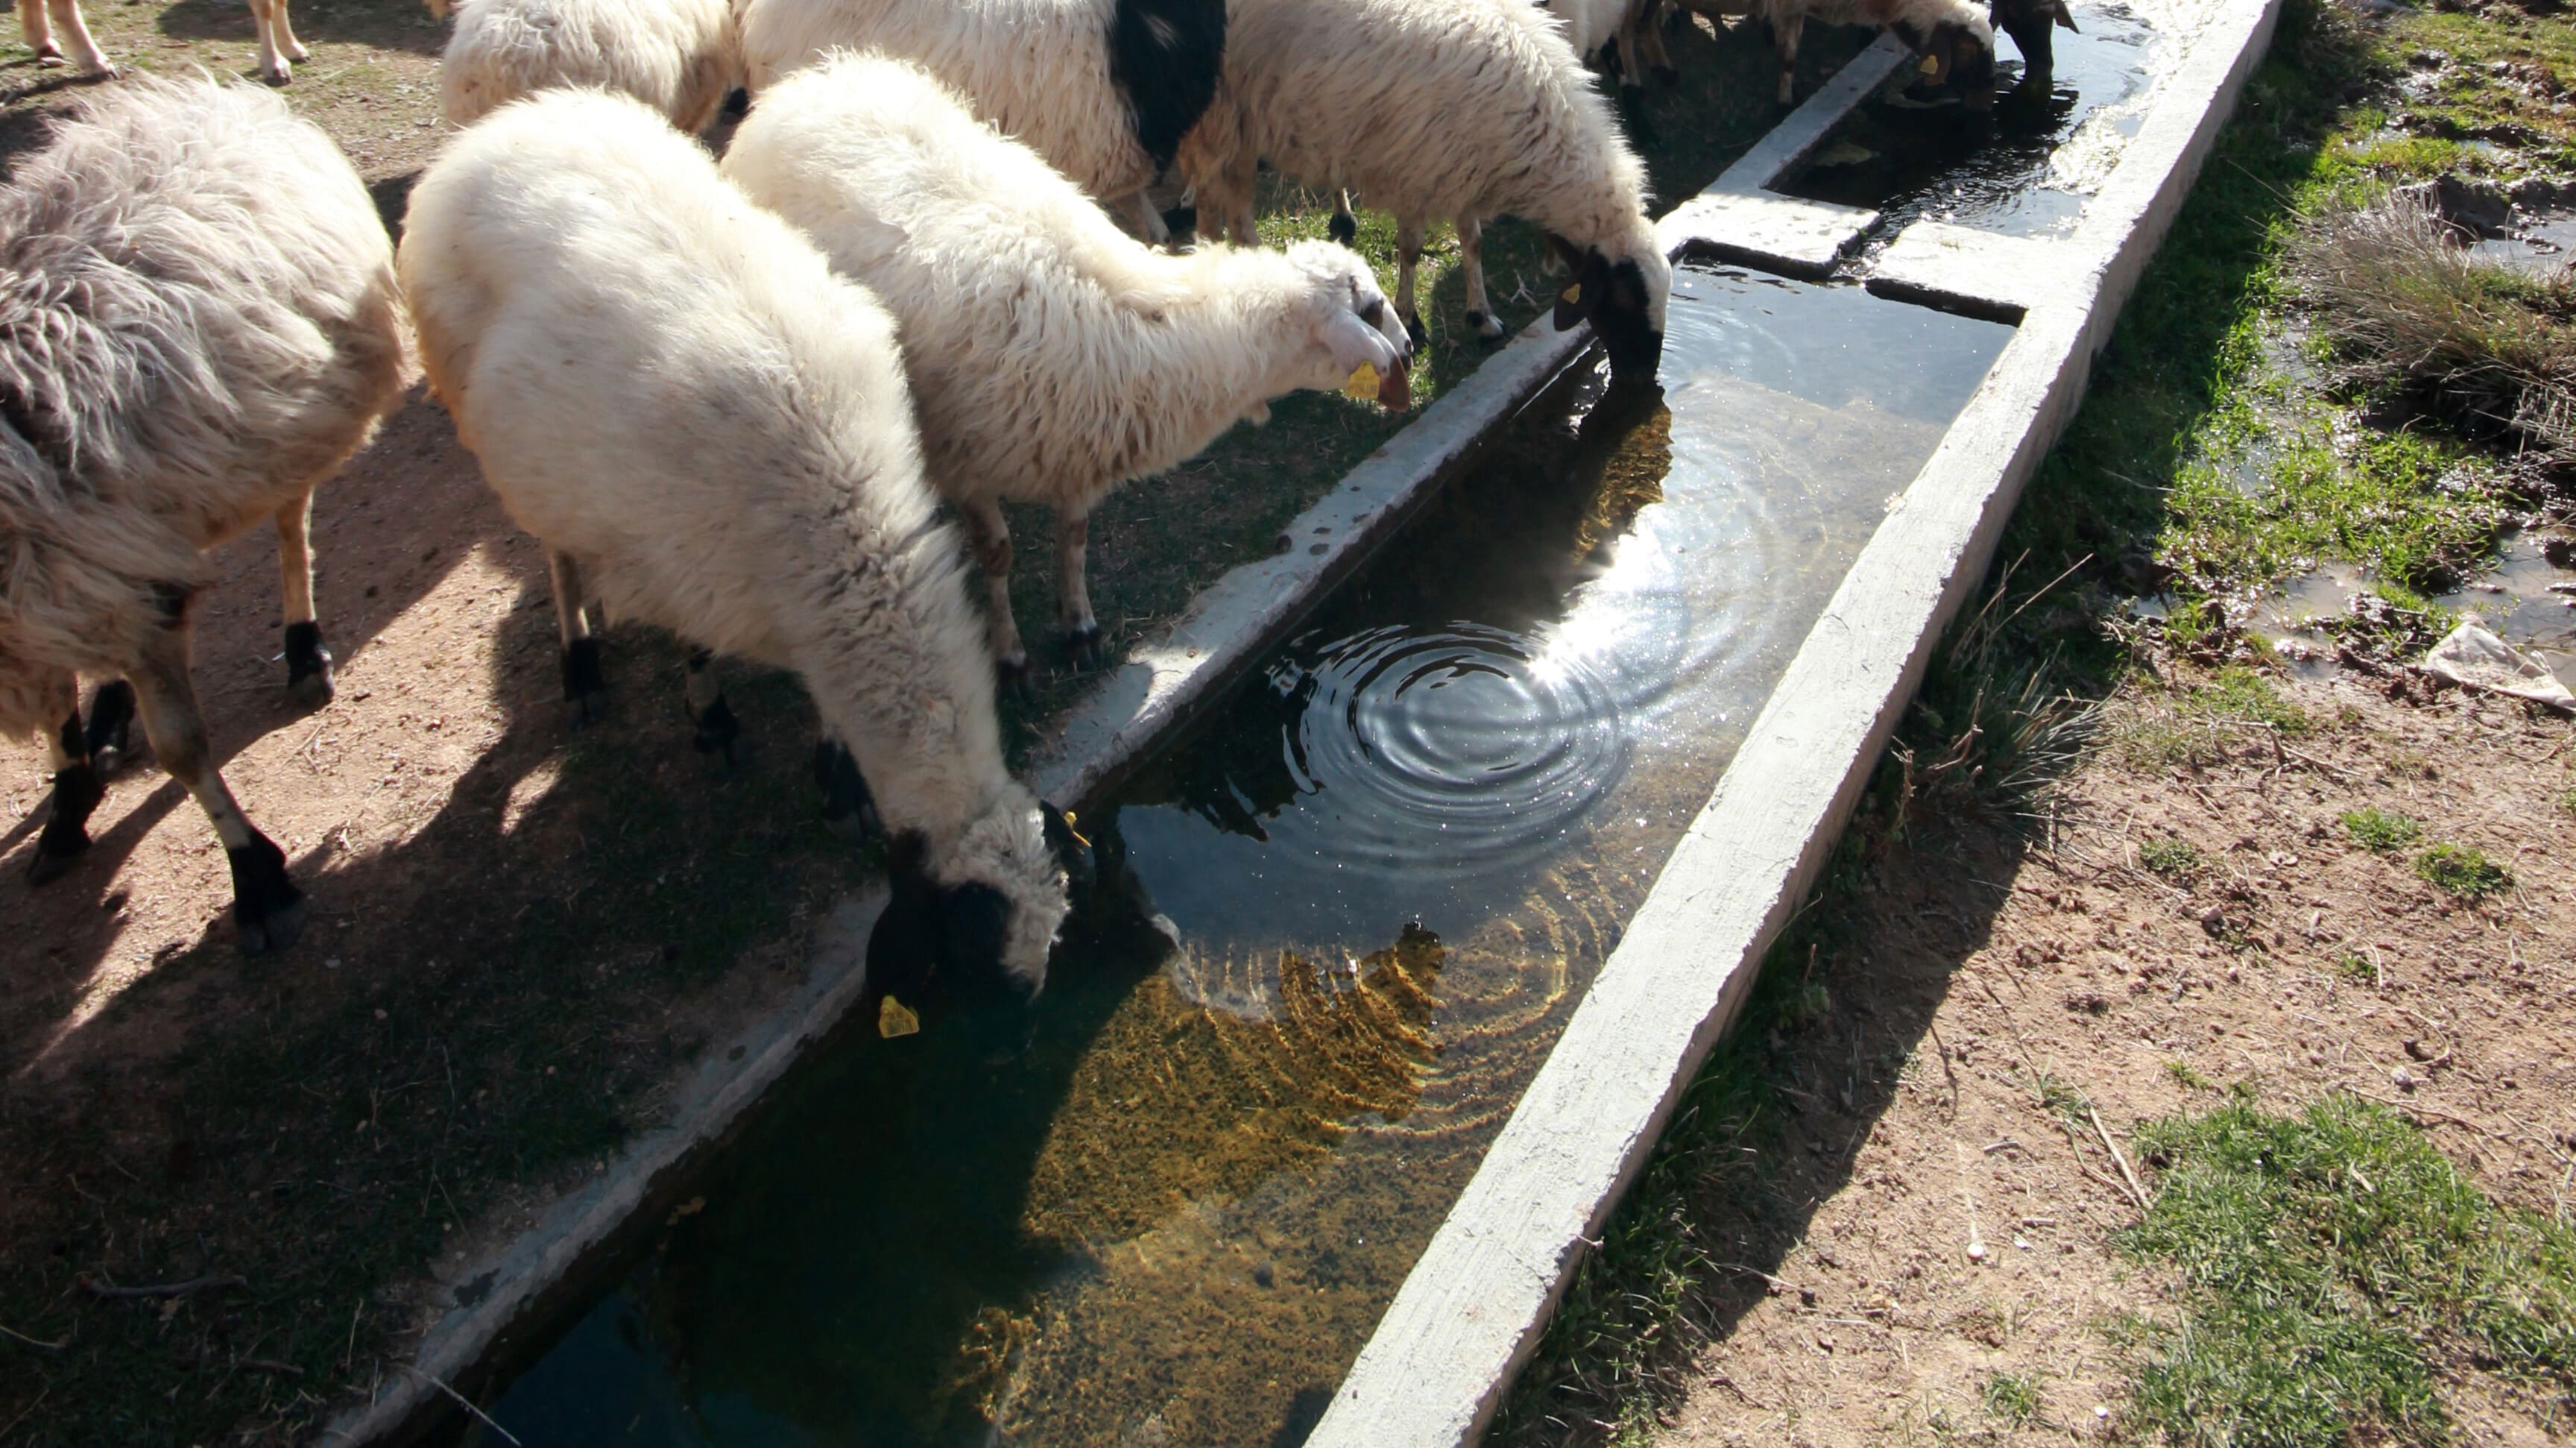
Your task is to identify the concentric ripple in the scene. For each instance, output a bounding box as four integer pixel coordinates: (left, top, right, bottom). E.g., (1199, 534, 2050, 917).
(1281, 620, 1632, 877)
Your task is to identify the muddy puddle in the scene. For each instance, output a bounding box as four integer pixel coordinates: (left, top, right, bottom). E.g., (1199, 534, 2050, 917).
(459, 266, 2012, 1447)
(1784, 0, 2188, 241)
(2255, 531, 2576, 685)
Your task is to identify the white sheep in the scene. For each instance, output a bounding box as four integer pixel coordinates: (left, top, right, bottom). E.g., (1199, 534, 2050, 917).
(733, 0, 1226, 242)
(722, 54, 1414, 681)
(399, 87, 1081, 999)
(1, 76, 403, 951)
(1667, 0, 1998, 107)
(429, 0, 742, 133)
(1547, 0, 1670, 93)
(1178, 0, 1670, 379)
(16, 0, 114, 75)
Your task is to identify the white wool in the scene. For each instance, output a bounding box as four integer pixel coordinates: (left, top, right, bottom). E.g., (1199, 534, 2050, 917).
(399, 87, 1067, 983)
(1178, 0, 1670, 336)
(0, 75, 402, 737)
(436, 0, 742, 133)
(736, 0, 1153, 203)
(722, 55, 1408, 527)
(1545, 0, 1630, 60)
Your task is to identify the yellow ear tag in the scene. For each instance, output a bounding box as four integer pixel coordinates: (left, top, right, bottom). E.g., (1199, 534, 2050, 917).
(1060, 808, 1090, 850)
(1561, 283, 1582, 304)
(1918, 53, 1941, 75)
(1344, 362, 1380, 400)
(878, 995, 921, 1039)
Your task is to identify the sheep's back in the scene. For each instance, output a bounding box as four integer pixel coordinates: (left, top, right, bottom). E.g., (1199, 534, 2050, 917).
(439, 0, 742, 131)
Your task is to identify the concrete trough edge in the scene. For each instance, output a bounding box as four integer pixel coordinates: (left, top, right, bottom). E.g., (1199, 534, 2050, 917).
(322, 36, 1916, 1441)
(1302, 1, 2286, 1444)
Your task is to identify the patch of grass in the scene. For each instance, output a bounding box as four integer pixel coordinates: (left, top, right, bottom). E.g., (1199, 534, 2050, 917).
(2166, 1060, 2214, 1092)
(1982, 1370, 2043, 1429)
(2118, 1095, 2576, 1447)
(2112, 667, 2311, 770)
(2140, 837, 2205, 881)
(2336, 948, 2379, 986)
(2558, 785, 2576, 819)
(2342, 806, 2423, 852)
(2414, 841, 2512, 898)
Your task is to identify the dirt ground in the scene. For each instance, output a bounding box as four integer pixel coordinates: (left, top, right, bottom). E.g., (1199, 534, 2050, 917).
(1648, 667, 2574, 1444)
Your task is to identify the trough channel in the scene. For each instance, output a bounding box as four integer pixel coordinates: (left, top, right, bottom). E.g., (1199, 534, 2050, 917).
(335, 1, 2280, 1441)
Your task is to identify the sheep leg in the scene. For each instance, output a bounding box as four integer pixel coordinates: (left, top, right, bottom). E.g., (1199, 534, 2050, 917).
(684, 647, 740, 770)
(1395, 217, 1428, 349)
(34, 0, 110, 73)
(1328, 190, 1357, 248)
(244, 0, 296, 83)
(131, 626, 305, 954)
(1457, 216, 1505, 343)
(1634, 0, 1676, 81)
(26, 671, 106, 885)
(1055, 509, 1106, 672)
(19, 0, 51, 63)
(83, 677, 136, 766)
(547, 548, 607, 729)
(1129, 192, 1172, 247)
(275, 491, 335, 708)
(958, 496, 1030, 696)
(811, 736, 879, 841)
(1773, 12, 1802, 105)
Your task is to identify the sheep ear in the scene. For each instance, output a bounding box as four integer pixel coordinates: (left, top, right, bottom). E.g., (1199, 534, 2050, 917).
(1322, 307, 1398, 377)
(1555, 251, 1611, 330)
(2051, 0, 2077, 29)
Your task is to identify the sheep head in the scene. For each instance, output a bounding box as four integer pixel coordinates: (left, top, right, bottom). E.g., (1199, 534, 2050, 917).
(1547, 231, 1667, 384)
(1280, 240, 1414, 412)
(866, 789, 1082, 1019)
(1896, 9, 2001, 112)
(1990, 0, 2077, 87)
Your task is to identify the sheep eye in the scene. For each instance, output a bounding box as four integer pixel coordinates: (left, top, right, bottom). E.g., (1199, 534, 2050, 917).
(1360, 297, 1385, 327)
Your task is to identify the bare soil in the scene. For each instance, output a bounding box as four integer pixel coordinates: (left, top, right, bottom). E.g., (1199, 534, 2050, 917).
(1652, 670, 2575, 1444)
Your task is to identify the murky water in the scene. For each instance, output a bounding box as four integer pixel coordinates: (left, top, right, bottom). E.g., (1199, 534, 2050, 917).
(2254, 531, 2576, 685)
(1784, 0, 2170, 239)
(467, 267, 2012, 1447)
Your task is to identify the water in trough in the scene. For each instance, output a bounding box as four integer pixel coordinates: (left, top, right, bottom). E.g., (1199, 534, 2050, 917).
(466, 263, 2012, 1446)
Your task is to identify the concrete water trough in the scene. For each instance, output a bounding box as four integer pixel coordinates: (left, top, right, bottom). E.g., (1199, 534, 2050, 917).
(330, 2, 2283, 1441)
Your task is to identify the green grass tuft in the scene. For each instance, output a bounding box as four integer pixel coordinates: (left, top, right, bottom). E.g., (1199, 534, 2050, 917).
(2140, 837, 2205, 881)
(1982, 1370, 2042, 1429)
(2414, 842, 2512, 898)
(2342, 806, 2423, 853)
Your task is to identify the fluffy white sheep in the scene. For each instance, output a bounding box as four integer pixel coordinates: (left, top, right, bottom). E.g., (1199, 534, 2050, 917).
(1547, 0, 1670, 93)
(1, 76, 403, 951)
(429, 0, 742, 133)
(733, 0, 1225, 242)
(1667, 0, 1998, 107)
(16, 0, 114, 75)
(1178, 0, 1670, 379)
(399, 87, 1081, 998)
(722, 54, 1414, 681)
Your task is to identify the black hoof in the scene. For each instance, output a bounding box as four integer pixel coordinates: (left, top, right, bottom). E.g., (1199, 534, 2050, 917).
(284, 621, 335, 708)
(1404, 312, 1428, 350)
(692, 695, 742, 770)
(83, 680, 135, 767)
(814, 740, 880, 842)
(1063, 623, 1108, 673)
(996, 655, 1034, 702)
(561, 638, 607, 730)
(227, 833, 305, 954)
(1327, 212, 1357, 247)
(29, 764, 104, 884)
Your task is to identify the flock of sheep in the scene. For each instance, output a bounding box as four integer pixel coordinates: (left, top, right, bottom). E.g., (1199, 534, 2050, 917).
(2, 0, 2054, 1009)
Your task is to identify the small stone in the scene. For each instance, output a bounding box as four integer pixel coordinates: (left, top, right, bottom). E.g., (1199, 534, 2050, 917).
(2393, 1066, 2416, 1092)
(1799, 1286, 1817, 1306)
(1254, 1262, 1275, 1288)
(326, 957, 342, 970)
(1966, 1241, 1987, 1262)
(372, 1007, 387, 1022)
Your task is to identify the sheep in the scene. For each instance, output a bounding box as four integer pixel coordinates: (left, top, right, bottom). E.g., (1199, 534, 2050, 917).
(429, 0, 743, 133)
(16, 0, 114, 75)
(2, 76, 405, 951)
(398, 87, 1082, 999)
(1547, 0, 1672, 93)
(722, 55, 1415, 683)
(1666, 0, 1998, 108)
(1175, 0, 1670, 381)
(1989, 0, 2076, 89)
(733, 0, 1225, 242)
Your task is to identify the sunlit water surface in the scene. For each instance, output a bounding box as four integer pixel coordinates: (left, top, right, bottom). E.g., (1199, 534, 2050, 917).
(470, 267, 2012, 1447)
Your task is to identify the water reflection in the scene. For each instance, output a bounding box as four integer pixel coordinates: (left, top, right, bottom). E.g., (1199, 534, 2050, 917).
(475, 268, 2012, 1447)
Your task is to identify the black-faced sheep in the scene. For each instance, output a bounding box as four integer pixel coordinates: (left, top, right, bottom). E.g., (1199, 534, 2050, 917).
(16, 0, 114, 75)
(733, 0, 1225, 243)
(399, 87, 1081, 999)
(1990, 0, 2076, 89)
(722, 55, 1414, 682)
(429, 0, 743, 133)
(2, 76, 405, 951)
(1176, 0, 1670, 380)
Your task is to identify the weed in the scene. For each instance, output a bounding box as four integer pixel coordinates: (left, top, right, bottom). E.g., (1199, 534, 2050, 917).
(2336, 949, 2379, 986)
(2140, 837, 2205, 880)
(1982, 1371, 2043, 1429)
(2118, 1096, 2576, 1447)
(2556, 785, 2576, 819)
(2342, 806, 2423, 852)
(2414, 842, 2512, 898)
(2166, 1060, 2214, 1091)
(2112, 667, 2312, 769)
